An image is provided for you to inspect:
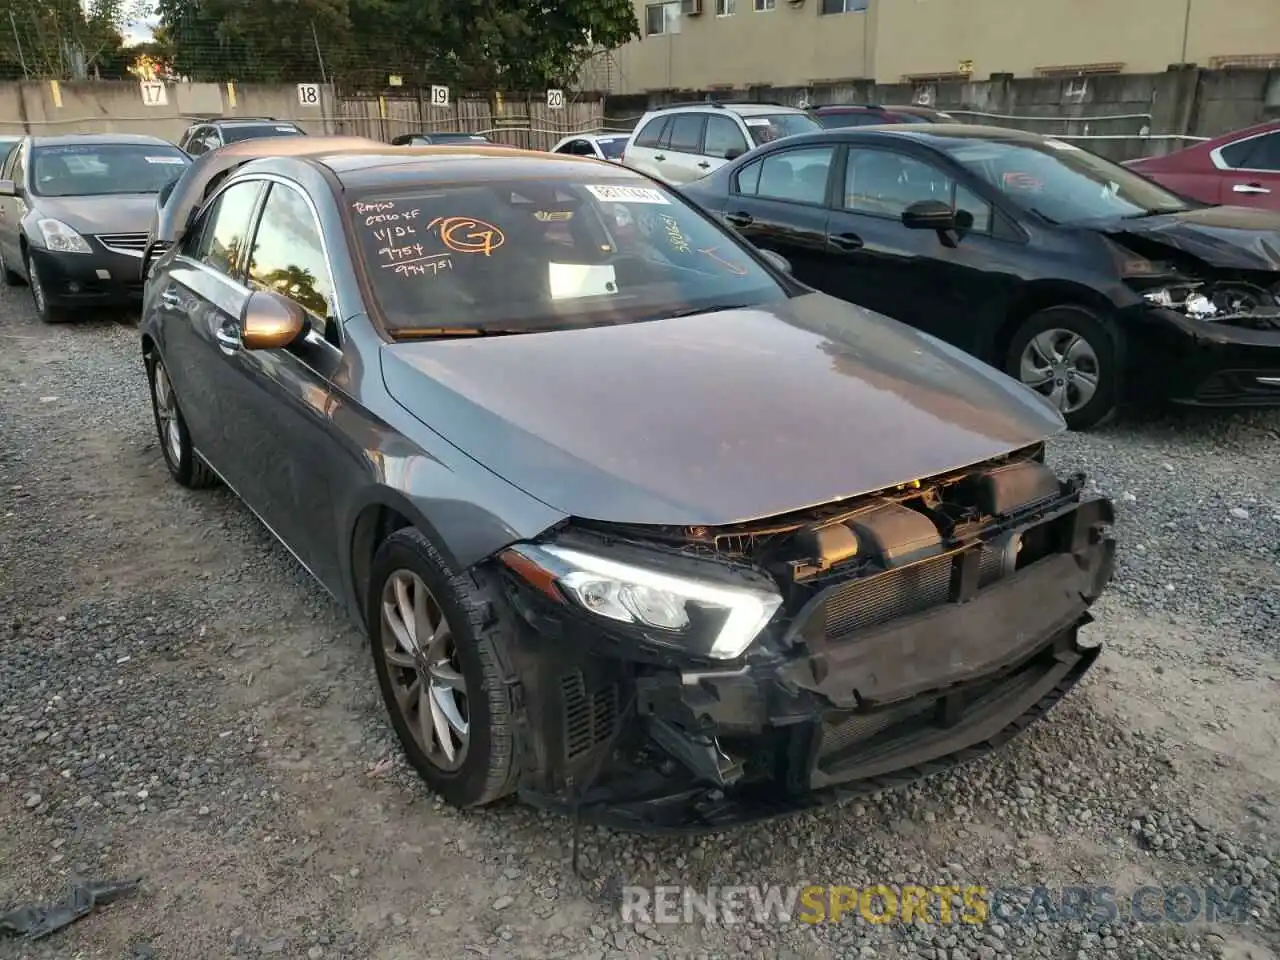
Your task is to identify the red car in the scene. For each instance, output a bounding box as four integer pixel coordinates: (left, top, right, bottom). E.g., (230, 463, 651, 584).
(1126, 120, 1280, 211)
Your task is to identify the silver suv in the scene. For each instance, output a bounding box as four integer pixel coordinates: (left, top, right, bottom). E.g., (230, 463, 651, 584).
(621, 101, 820, 185)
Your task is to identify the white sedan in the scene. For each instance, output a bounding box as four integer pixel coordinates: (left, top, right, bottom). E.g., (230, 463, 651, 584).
(548, 133, 630, 162)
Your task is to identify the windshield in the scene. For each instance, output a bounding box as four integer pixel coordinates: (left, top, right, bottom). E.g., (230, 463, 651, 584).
(349, 176, 788, 337)
(744, 113, 821, 146)
(597, 137, 628, 159)
(30, 143, 190, 197)
(221, 124, 304, 144)
(941, 137, 1191, 223)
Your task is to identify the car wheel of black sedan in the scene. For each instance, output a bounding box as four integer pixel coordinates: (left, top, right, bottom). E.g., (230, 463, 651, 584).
(1006, 306, 1119, 430)
(147, 354, 217, 489)
(367, 528, 518, 808)
(23, 250, 61, 323)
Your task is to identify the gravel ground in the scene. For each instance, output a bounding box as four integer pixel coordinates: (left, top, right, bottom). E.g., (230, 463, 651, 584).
(0, 283, 1278, 960)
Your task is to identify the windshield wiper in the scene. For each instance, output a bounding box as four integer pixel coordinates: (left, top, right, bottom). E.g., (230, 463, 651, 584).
(387, 327, 526, 341)
(1121, 207, 1184, 219)
(663, 303, 757, 320)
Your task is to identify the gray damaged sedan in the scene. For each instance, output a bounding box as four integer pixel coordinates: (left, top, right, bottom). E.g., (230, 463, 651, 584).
(140, 145, 1115, 831)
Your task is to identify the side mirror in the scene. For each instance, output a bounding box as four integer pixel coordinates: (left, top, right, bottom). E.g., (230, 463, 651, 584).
(759, 248, 792, 274)
(239, 290, 307, 350)
(725, 147, 746, 161)
(901, 199, 956, 231)
(0, 180, 15, 197)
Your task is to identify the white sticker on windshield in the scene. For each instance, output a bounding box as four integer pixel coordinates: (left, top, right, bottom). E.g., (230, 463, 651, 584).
(745, 118, 772, 127)
(549, 262, 618, 300)
(1044, 138, 1082, 151)
(145, 156, 186, 164)
(584, 184, 669, 205)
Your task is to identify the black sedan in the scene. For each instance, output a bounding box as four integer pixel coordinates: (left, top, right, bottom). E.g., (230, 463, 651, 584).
(0, 134, 190, 321)
(681, 124, 1280, 429)
(141, 146, 1113, 831)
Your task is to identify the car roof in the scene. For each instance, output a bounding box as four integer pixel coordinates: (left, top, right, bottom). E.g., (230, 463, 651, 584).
(790, 123, 1055, 146)
(30, 133, 176, 146)
(305, 145, 648, 190)
(644, 102, 807, 118)
(198, 118, 299, 127)
(815, 103, 945, 116)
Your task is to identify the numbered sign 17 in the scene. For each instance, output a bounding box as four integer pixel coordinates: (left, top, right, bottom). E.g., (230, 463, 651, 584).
(546, 89, 565, 110)
(430, 85, 450, 108)
(297, 83, 321, 106)
(139, 81, 167, 107)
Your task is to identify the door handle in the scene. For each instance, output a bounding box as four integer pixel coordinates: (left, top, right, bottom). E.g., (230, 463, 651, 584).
(697, 161, 711, 169)
(1233, 183, 1271, 195)
(654, 154, 666, 161)
(214, 325, 242, 353)
(829, 232, 864, 251)
(725, 211, 753, 227)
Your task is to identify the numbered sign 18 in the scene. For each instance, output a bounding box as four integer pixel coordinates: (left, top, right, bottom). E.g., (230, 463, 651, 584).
(546, 89, 565, 110)
(430, 85, 450, 108)
(139, 81, 167, 107)
(297, 83, 321, 106)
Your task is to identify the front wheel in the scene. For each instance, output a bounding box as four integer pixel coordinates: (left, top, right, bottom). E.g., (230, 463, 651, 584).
(367, 528, 518, 808)
(1005, 305, 1120, 430)
(24, 250, 61, 323)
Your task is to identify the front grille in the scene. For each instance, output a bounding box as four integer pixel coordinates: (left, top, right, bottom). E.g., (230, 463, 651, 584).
(96, 232, 149, 256)
(821, 543, 1007, 637)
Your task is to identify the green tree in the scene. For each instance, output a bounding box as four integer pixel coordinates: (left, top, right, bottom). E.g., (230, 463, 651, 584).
(0, 0, 147, 79)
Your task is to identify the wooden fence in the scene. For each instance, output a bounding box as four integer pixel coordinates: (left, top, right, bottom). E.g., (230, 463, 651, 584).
(330, 92, 606, 150)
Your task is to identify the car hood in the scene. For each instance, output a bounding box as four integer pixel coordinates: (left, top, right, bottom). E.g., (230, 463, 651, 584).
(32, 194, 159, 235)
(379, 293, 1066, 527)
(1087, 205, 1280, 271)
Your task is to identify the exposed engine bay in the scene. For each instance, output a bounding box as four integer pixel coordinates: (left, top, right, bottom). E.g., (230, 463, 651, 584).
(1142, 278, 1280, 329)
(501, 444, 1115, 831)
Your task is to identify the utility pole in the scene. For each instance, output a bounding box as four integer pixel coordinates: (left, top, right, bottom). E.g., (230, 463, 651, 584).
(9, 12, 28, 80)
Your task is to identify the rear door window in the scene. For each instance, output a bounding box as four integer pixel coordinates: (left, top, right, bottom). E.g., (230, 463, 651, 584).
(633, 117, 670, 149)
(665, 115, 706, 154)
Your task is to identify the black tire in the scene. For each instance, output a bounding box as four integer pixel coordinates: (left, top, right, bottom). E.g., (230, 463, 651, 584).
(1004, 305, 1120, 431)
(0, 245, 22, 286)
(367, 528, 518, 808)
(23, 248, 62, 323)
(145, 352, 218, 489)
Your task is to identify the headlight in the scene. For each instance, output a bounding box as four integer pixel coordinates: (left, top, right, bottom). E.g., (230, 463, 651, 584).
(35, 218, 92, 254)
(1142, 285, 1218, 320)
(507, 543, 783, 660)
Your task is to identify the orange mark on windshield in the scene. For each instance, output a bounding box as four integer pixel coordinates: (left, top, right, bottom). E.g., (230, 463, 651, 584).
(697, 246, 749, 277)
(428, 216, 506, 256)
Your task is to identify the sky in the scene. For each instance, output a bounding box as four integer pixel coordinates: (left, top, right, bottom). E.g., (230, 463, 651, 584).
(123, 15, 159, 45)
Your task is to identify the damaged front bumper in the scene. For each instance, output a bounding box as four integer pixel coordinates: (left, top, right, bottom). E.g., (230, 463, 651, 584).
(1125, 286, 1280, 406)
(504, 480, 1115, 833)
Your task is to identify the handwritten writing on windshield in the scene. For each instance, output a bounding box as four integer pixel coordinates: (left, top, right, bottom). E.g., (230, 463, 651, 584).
(698, 246, 749, 277)
(661, 215, 690, 254)
(428, 216, 505, 256)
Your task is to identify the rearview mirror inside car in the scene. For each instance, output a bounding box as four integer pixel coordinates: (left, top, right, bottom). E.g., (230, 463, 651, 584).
(901, 199, 956, 231)
(0, 180, 15, 197)
(240, 290, 307, 351)
(759, 249, 792, 274)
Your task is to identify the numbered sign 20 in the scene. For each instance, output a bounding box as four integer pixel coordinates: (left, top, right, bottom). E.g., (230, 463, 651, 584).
(297, 83, 321, 106)
(139, 81, 167, 107)
(546, 89, 565, 110)
(430, 85, 450, 108)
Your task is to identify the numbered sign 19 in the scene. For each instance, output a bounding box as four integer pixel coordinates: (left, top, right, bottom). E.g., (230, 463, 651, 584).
(139, 81, 167, 107)
(297, 83, 321, 106)
(546, 89, 565, 110)
(429, 85, 450, 108)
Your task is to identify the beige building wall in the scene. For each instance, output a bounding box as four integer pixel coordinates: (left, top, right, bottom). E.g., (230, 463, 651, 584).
(612, 1, 872, 92)
(611, 0, 1280, 92)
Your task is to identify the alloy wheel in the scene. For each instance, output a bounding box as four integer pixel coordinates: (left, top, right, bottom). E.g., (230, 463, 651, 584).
(1018, 328, 1100, 415)
(151, 362, 183, 466)
(380, 570, 469, 772)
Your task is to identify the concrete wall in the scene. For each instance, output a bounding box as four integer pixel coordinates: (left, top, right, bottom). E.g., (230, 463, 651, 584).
(0, 81, 608, 151)
(612, 0, 1280, 91)
(603, 67, 1280, 162)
